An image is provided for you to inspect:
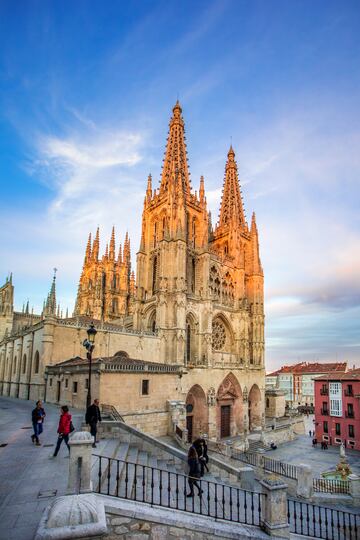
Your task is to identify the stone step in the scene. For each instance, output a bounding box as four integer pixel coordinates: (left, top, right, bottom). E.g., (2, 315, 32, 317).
(91, 439, 122, 491)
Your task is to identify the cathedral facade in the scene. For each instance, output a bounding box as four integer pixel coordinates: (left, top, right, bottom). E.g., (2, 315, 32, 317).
(0, 102, 265, 441)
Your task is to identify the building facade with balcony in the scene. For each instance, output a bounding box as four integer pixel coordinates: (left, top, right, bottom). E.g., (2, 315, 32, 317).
(314, 369, 360, 451)
(266, 362, 347, 407)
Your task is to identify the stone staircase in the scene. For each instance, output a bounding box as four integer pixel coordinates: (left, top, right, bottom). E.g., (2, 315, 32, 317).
(90, 439, 258, 519)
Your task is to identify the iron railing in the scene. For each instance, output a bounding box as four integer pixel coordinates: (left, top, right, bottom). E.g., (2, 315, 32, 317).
(320, 408, 329, 416)
(93, 455, 265, 527)
(232, 450, 299, 480)
(263, 456, 298, 480)
(345, 410, 355, 418)
(101, 404, 125, 422)
(288, 498, 359, 539)
(313, 478, 350, 494)
(175, 425, 183, 439)
(344, 389, 353, 397)
(320, 388, 329, 396)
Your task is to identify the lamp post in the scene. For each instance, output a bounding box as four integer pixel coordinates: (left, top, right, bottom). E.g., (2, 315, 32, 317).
(83, 323, 97, 409)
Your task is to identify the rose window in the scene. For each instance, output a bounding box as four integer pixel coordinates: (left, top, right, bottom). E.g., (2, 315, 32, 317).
(212, 320, 226, 351)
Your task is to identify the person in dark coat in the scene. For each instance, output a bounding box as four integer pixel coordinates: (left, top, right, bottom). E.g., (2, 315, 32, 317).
(85, 399, 102, 448)
(186, 446, 203, 497)
(31, 400, 46, 446)
(51, 406, 72, 457)
(193, 438, 209, 476)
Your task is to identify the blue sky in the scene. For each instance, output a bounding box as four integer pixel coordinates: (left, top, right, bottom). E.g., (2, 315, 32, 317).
(0, 0, 359, 370)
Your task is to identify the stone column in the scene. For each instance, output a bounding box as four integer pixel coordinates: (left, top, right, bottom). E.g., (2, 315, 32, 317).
(260, 477, 290, 538)
(349, 474, 360, 505)
(68, 431, 94, 494)
(296, 464, 313, 499)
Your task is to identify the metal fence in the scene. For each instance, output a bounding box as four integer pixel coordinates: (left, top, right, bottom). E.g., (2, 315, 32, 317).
(288, 498, 359, 539)
(232, 449, 298, 480)
(313, 478, 350, 494)
(263, 456, 298, 480)
(94, 455, 265, 527)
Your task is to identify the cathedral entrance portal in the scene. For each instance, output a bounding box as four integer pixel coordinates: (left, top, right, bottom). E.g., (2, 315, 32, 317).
(217, 373, 243, 439)
(185, 385, 208, 442)
(220, 405, 231, 438)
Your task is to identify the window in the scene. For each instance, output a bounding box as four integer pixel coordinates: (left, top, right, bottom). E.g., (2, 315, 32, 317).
(73, 381, 78, 394)
(49, 378, 53, 387)
(349, 425, 355, 438)
(345, 384, 353, 396)
(85, 378, 89, 390)
(323, 421, 328, 433)
(141, 379, 149, 395)
(13, 356, 17, 374)
(266, 398, 270, 408)
(152, 256, 158, 294)
(34, 351, 40, 374)
(65, 379, 68, 389)
(22, 354, 27, 374)
(335, 423, 341, 436)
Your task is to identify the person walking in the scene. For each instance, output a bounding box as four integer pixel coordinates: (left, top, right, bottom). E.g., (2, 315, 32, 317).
(85, 398, 102, 448)
(51, 406, 72, 458)
(186, 446, 203, 497)
(309, 430, 312, 437)
(31, 400, 46, 446)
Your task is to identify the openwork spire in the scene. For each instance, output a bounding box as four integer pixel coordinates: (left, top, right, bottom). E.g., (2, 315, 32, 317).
(92, 227, 100, 260)
(218, 146, 246, 228)
(159, 101, 191, 195)
(84, 232, 92, 263)
(109, 226, 115, 260)
(44, 268, 57, 316)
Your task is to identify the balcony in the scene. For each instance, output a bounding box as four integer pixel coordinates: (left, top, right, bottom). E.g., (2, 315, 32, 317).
(344, 389, 353, 397)
(320, 388, 328, 396)
(345, 411, 354, 418)
(321, 408, 329, 416)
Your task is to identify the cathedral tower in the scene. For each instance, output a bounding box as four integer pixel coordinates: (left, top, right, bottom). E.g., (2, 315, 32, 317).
(74, 227, 134, 322)
(135, 102, 264, 369)
(0, 274, 14, 340)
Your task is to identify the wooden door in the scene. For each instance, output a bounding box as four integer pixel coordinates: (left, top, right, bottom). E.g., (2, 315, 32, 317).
(220, 405, 231, 438)
(56, 380, 61, 402)
(186, 415, 193, 442)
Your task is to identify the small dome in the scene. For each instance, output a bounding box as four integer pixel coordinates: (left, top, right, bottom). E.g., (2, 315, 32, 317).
(47, 495, 98, 528)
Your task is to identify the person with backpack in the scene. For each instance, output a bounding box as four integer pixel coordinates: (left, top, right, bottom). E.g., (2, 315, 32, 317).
(31, 400, 46, 446)
(51, 405, 72, 458)
(85, 399, 102, 448)
(186, 445, 203, 497)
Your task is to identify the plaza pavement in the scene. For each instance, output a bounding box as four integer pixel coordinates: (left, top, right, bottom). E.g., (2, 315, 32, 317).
(267, 416, 360, 477)
(0, 396, 85, 540)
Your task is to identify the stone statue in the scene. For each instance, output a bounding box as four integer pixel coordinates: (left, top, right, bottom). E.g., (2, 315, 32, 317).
(340, 442, 346, 459)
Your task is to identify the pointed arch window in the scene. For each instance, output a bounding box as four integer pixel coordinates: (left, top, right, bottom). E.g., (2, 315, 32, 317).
(34, 351, 40, 374)
(22, 354, 27, 374)
(191, 258, 196, 293)
(192, 218, 196, 247)
(186, 323, 191, 364)
(152, 256, 158, 294)
(153, 221, 157, 247)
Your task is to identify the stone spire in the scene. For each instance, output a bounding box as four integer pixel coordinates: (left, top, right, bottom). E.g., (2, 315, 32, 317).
(199, 175, 205, 203)
(146, 174, 152, 203)
(84, 233, 92, 263)
(250, 212, 263, 274)
(92, 227, 100, 261)
(44, 268, 57, 316)
(218, 146, 246, 229)
(159, 101, 191, 196)
(117, 243, 122, 264)
(123, 232, 130, 265)
(109, 226, 115, 260)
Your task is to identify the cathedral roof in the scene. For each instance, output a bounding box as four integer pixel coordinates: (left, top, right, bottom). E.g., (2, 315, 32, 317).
(48, 355, 182, 373)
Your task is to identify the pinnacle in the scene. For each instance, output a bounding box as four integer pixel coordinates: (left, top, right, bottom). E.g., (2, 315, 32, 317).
(218, 146, 246, 229)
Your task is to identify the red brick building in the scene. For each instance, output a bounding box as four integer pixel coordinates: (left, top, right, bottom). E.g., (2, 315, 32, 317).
(314, 368, 360, 451)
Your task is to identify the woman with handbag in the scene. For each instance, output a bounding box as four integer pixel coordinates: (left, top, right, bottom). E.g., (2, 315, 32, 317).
(186, 446, 203, 497)
(51, 405, 73, 458)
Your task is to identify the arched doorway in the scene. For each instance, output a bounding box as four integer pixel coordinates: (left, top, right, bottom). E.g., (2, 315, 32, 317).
(185, 385, 208, 442)
(217, 373, 243, 439)
(248, 384, 262, 431)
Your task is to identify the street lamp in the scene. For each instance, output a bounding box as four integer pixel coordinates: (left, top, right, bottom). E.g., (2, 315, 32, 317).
(83, 323, 97, 408)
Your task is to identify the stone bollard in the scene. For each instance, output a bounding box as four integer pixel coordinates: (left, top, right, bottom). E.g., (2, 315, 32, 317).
(349, 474, 360, 505)
(260, 477, 290, 538)
(296, 464, 313, 499)
(239, 466, 254, 490)
(68, 431, 94, 494)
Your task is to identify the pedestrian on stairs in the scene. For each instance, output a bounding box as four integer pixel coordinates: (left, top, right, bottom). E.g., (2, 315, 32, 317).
(86, 398, 102, 448)
(51, 405, 72, 458)
(31, 400, 46, 446)
(186, 446, 203, 497)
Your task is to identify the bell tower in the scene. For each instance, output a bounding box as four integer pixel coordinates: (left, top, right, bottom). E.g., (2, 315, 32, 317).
(134, 102, 209, 364)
